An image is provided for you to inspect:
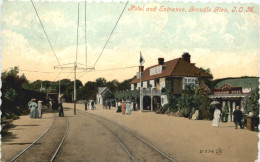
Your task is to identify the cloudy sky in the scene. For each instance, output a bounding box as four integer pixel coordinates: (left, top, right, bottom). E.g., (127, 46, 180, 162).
(2, 0, 259, 83)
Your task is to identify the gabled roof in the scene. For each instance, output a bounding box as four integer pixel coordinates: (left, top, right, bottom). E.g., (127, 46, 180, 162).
(130, 58, 211, 84)
(97, 87, 107, 95)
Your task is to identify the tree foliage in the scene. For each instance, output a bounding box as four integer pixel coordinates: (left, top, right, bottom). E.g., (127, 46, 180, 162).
(243, 87, 259, 115)
(1, 67, 29, 119)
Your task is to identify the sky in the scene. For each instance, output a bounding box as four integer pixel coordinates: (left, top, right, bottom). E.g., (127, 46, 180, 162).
(1, 0, 259, 83)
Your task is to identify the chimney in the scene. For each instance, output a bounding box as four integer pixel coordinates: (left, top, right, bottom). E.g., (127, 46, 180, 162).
(139, 66, 144, 72)
(182, 52, 191, 63)
(158, 58, 164, 65)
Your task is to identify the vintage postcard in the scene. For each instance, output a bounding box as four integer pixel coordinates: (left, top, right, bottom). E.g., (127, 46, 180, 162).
(1, 0, 259, 161)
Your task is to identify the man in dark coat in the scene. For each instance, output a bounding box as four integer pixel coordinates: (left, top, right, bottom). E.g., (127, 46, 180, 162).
(233, 106, 243, 129)
(108, 101, 111, 110)
(84, 100, 88, 111)
(58, 100, 64, 117)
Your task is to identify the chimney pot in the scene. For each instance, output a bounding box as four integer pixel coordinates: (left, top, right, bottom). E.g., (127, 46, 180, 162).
(182, 52, 191, 63)
(139, 66, 144, 72)
(158, 58, 164, 65)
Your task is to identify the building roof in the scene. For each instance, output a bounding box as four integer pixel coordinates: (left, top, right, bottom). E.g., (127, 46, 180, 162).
(97, 87, 107, 95)
(130, 58, 211, 84)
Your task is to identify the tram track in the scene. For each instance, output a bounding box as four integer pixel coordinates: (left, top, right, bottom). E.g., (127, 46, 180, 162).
(10, 116, 68, 162)
(77, 110, 137, 162)
(77, 109, 176, 162)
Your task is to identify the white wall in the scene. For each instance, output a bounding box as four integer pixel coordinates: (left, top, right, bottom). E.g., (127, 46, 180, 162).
(159, 78, 165, 90)
(161, 95, 168, 106)
(149, 80, 155, 88)
(143, 81, 148, 89)
(131, 84, 134, 90)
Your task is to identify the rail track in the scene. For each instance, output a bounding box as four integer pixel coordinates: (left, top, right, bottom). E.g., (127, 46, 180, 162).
(77, 109, 176, 162)
(10, 116, 68, 162)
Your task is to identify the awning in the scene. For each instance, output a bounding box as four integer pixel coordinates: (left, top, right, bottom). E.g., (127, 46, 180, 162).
(209, 94, 248, 99)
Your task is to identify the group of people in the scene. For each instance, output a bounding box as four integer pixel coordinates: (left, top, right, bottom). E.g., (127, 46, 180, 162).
(103, 100, 111, 109)
(116, 100, 136, 115)
(212, 103, 244, 129)
(84, 100, 95, 111)
(28, 98, 43, 118)
(28, 98, 64, 118)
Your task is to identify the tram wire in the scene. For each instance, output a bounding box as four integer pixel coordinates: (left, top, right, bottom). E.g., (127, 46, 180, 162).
(91, 1, 129, 69)
(77, 65, 138, 79)
(30, 0, 62, 67)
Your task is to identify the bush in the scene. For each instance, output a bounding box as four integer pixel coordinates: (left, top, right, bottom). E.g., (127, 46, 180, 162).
(199, 109, 212, 120)
(180, 107, 191, 118)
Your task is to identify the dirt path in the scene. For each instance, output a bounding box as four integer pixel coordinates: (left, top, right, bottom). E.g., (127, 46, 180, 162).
(64, 103, 258, 162)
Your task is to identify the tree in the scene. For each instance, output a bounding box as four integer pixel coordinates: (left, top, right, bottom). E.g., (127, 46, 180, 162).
(103, 91, 115, 101)
(1, 67, 29, 119)
(198, 67, 213, 89)
(96, 77, 107, 87)
(106, 79, 119, 92)
(243, 87, 259, 115)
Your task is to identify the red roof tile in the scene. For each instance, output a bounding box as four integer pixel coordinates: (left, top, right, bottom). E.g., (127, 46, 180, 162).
(130, 58, 211, 84)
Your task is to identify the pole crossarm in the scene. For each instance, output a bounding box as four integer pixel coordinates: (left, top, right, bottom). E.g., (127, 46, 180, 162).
(54, 66, 93, 71)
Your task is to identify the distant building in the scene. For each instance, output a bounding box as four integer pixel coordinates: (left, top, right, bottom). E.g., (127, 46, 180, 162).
(129, 52, 211, 111)
(96, 87, 111, 105)
(209, 77, 259, 121)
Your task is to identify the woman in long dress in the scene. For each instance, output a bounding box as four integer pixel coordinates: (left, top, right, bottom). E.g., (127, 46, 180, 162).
(38, 100, 43, 118)
(126, 100, 131, 115)
(121, 101, 126, 115)
(116, 101, 122, 113)
(29, 99, 38, 118)
(212, 107, 221, 127)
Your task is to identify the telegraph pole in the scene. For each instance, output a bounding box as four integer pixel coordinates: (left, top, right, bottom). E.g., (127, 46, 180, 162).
(74, 62, 77, 115)
(58, 80, 61, 102)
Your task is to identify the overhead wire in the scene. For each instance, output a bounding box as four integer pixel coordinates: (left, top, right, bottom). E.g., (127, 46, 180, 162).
(30, 0, 62, 67)
(19, 69, 84, 74)
(76, 3, 80, 64)
(85, 0, 87, 68)
(53, 69, 63, 82)
(77, 65, 138, 79)
(92, 1, 129, 68)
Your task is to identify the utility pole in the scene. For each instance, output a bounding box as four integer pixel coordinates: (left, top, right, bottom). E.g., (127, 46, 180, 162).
(40, 81, 42, 92)
(58, 80, 61, 102)
(74, 62, 77, 115)
(54, 63, 92, 115)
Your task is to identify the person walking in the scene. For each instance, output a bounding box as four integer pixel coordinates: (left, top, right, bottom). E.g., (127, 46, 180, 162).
(28, 99, 33, 117)
(133, 101, 136, 111)
(49, 99, 52, 111)
(29, 98, 38, 118)
(121, 101, 126, 115)
(233, 106, 243, 129)
(116, 101, 122, 113)
(59, 100, 64, 117)
(91, 101, 95, 110)
(212, 106, 221, 127)
(105, 100, 108, 109)
(84, 100, 88, 111)
(108, 101, 111, 110)
(38, 100, 43, 118)
(126, 100, 131, 115)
